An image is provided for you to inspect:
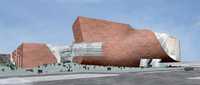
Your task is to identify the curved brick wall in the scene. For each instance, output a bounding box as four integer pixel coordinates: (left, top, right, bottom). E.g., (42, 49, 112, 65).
(72, 16, 177, 67)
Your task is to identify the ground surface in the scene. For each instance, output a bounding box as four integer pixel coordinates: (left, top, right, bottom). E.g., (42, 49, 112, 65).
(1, 68, 200, 85)
(35, 71, 200, 85)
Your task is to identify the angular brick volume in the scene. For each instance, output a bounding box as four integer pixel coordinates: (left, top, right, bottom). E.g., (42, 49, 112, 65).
(72, 16, 174, 67)
(11, 43, 57, 68)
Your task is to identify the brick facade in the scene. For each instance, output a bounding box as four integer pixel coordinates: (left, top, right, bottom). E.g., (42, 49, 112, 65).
(72, 16, 175, 67)
(11, 43, 57, 68)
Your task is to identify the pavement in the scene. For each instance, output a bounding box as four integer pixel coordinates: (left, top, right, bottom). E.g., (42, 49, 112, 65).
(1, 68, 200, 85)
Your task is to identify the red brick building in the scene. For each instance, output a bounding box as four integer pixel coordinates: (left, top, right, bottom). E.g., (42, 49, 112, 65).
(72, 16, 179, 67)
(9, 16, 180, 68)
(11, 43, 57, 68)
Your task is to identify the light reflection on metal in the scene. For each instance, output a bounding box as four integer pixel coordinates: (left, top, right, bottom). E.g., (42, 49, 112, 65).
(47, 42, 103, 63)
(140, 59, 161, 67)
(154, 32, 181, 61)
(71, 42, 102, 57)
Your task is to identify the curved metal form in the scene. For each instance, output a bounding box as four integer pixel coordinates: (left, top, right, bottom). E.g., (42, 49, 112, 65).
(47, 42, 103, 63)
(71, 42, 103, 57)
(154, 32, 181, 62)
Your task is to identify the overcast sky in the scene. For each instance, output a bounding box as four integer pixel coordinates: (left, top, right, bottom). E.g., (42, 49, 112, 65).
(0, 0, 199, 61)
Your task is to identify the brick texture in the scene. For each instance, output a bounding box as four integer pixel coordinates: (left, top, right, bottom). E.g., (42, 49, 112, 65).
(72, 16, 175, 67)
(11, 43, 57, 68)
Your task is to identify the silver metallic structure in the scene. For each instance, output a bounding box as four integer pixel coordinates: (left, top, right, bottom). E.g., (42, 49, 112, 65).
(154, 32, 181, 61)
(47, 42, 103, 63)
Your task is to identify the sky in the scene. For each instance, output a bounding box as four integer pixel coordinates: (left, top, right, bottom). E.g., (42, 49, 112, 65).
(0, 0, 199, 61)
